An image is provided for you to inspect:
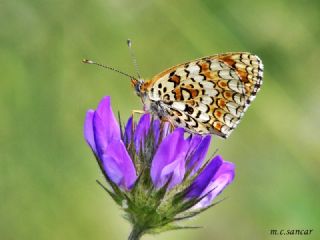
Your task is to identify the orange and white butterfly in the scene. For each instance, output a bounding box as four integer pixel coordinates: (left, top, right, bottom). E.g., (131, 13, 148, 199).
(84, 50, 263, 139)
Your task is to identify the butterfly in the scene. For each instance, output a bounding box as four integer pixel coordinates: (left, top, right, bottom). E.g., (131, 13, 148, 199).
(84, 51, 263, 139)
(130, 52, 263, 138)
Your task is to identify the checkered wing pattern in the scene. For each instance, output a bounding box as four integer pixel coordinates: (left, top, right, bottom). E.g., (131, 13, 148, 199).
(144, 52, 263, 138)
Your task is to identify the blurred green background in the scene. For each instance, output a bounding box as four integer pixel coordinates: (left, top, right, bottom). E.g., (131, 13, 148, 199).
(1, 0, 319, 239)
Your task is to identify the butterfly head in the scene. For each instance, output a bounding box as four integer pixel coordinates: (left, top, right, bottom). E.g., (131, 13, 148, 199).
(131, 78, 145, 97)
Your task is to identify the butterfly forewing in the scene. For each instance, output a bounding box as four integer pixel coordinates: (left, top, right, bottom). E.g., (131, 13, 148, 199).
(145, 52, 263, 138)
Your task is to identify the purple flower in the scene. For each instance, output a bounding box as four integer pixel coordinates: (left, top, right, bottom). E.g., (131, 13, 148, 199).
(186, 134, 211, 176)
(151, 128, 189, 189)
(83, 96, 236, 237)
(124, 116, 134, 145)
(84, 96, 137, 190)
(134, 113, 151, 151)
(185, 155, 235, 209)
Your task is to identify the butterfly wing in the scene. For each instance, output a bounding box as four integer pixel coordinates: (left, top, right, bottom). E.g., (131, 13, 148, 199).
(145, 52, 263, 138)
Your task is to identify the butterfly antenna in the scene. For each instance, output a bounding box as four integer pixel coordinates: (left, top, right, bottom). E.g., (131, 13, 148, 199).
(127, 39, 141, 79)
(82, 59, 137, 80)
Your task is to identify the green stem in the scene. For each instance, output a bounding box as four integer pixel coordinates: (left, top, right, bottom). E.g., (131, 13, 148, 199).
(128, 225, 144, 240)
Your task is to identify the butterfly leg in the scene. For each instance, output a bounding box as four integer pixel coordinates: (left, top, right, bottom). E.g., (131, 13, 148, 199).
(130, 109, 146, 131)
(131, 109, 146, 119)
(160, 116, 175, 132)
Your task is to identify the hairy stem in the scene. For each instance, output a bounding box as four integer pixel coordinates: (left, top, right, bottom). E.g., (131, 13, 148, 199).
(128, 225, 144, 240)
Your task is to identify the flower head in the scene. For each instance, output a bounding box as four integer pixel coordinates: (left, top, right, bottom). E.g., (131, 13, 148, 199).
(84, 96, 235, 238)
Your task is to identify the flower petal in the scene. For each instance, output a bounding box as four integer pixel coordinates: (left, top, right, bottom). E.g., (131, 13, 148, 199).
(124, 116, 134, 145)
(134, 114, 151, 151)
(102, 139, 137, 190)
(151, 128, 189, 189)
(160, 156, 186, 190)
(84, 110, 97, 155)
(193, 160, 235, 209)
(153, 120, 171, 145)
(93, 96, 121, 158)
(187, 135, 211, 176)
(153, 119, 161, 144)
(185, 155, 223, 199)
(187, 134, 203, 152)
